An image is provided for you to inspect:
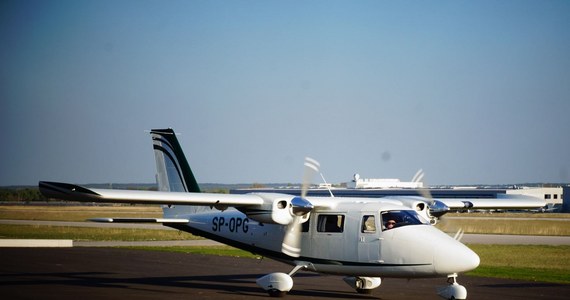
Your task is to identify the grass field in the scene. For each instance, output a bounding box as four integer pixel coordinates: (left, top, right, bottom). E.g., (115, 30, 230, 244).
(125, 245, 261, 259)
(0, 205, 162, 221)
(0, 224, 198, 241)
(466, 244, 570, 284)
(448, 212, 570, 219)
(436, 218, 570, 236)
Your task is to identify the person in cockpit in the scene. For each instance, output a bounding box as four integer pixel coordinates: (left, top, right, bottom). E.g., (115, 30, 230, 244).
(385, 219, 396, 230)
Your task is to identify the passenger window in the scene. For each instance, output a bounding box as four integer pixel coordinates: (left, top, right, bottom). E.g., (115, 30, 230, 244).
(361, 215, 376, 233)
(317, 214, 345, 233)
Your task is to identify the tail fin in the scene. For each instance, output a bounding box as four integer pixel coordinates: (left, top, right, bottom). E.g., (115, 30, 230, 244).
(150, 128, 200, 193)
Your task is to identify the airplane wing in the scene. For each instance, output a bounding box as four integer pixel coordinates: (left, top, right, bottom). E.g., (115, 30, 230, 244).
(39, 181, 264, 207)
(436, 194, 545, 210)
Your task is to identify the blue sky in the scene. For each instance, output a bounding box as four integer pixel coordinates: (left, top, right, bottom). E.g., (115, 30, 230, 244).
(2, 0, 569, 186)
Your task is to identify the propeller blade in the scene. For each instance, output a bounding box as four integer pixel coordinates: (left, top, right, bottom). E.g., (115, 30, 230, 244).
(453, 228, 465, 241)
(411, 169, 424, 183)
(415, 169, 434, 205)
(281, 157, 319, 257)
(301, 157, 320, 198)
(418, 187, 434, 205)
(282, 217, 302, 257)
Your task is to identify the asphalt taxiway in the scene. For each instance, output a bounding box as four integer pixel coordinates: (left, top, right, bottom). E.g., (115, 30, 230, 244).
(1, 247, 568, 299)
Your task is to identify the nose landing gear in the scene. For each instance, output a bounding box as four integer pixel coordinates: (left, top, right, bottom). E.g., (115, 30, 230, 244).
(436, 273, 467, 300)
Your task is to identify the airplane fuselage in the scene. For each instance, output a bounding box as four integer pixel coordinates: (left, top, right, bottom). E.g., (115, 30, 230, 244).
(164, 195, 479, 278)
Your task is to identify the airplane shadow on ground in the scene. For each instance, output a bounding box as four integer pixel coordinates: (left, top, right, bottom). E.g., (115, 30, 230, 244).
(1, 271, 379, 299)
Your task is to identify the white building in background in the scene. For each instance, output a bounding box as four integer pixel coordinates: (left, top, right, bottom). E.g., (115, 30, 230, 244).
(347, 174, 424, 189)
(507, 187, 563, 205)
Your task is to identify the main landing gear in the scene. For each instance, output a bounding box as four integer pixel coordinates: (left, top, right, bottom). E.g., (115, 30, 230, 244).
(257, 263, 383, 297)
(436, 273, 468, 300)
(256, 265, 307, 297)
(343, 276, 382, 294)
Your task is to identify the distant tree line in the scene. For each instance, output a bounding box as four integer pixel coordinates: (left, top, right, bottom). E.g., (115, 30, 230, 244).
(0, 188, 48, 202)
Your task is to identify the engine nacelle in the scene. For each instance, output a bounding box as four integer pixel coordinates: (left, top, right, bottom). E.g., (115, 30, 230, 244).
(395, 197, 431, 222)
(429, 199, 451, 219)
(393, 196, 450, 225)
(244, 193, 308, 225)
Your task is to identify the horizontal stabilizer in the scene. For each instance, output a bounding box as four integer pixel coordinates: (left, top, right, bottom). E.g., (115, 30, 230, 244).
(89, 218, 189, 223)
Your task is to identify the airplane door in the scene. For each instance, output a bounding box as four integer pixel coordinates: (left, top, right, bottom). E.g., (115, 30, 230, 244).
(358, 213, 381, 262)
(310, 213, 349, 260)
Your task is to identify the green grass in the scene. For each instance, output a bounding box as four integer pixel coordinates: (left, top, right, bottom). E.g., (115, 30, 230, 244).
(466, 244, 570, 284)
(0, 205, 162, 221)
(0, 224, 200, 241)
(449, 212, 570, 219)
(124, 246, 261, 259)
(436, 218, 570, 236)
(469, 266, 570, 284)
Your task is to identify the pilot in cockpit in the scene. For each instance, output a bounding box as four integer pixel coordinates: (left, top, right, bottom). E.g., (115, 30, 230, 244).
(385, 219, 396, 230)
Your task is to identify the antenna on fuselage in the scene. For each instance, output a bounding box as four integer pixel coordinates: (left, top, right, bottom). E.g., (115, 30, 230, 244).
(319, 172, 335, 197)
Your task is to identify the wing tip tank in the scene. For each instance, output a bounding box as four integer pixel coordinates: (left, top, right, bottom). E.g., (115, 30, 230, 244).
(39, 181, 100, 201)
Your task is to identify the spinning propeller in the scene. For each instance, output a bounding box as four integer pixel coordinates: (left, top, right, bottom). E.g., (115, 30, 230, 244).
(413, 169, 449, 222)
(413, 169, 434, 206)
(281, 157, 319, 257)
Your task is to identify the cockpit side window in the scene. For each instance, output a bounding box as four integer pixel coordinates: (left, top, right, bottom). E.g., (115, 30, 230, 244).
(381, 210, 427, 231)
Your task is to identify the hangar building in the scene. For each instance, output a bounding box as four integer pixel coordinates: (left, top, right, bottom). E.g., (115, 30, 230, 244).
(231, 177, 566, 212)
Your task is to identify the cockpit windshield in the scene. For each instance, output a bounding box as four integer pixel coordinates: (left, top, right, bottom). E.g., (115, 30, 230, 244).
(381, 210, 428, 230)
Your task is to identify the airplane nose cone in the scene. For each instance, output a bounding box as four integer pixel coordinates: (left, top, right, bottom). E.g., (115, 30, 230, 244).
(434, 242, 480, 274)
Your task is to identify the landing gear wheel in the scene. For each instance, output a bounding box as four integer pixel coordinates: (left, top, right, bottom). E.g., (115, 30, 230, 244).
(436, 274, 467, 300)
(257, 272, 294, 297)
(343, 276, 381, 294)
(268, 289, 287, 297)
(356, 288, 373, 294)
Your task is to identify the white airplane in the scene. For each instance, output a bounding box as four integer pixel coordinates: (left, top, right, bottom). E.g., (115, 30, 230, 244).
(38, 128, 540, 299)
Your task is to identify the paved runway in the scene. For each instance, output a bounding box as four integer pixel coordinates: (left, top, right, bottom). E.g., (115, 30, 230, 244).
(1, 248, 568, 299)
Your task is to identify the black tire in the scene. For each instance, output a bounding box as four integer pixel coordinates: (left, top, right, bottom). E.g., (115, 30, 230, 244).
(268, 289, 286, 297)
(356, 288, 373, 294)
